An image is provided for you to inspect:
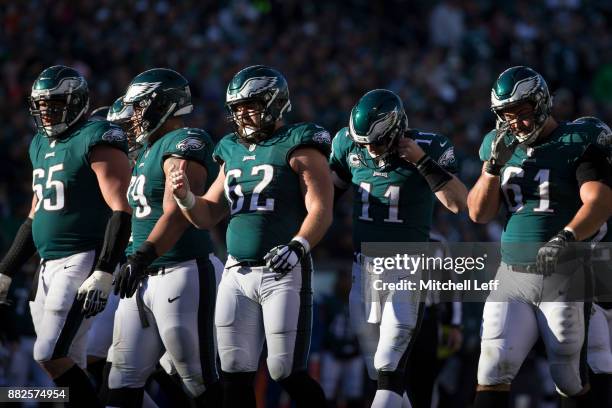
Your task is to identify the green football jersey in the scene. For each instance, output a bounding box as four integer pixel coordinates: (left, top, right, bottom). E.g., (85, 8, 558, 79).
(213, 123, 332, 261)
(479, 120, 609, 264)
(128, 128, 218, 267)
(29, 120, 128, 260)
(329, 128, 457, 249)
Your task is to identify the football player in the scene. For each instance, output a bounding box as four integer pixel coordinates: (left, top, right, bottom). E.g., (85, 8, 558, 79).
(105, 68, 223, 408)
(0, 65, 132, 407)
(577, 117, 612, 406)
(329, 89, 467, 407)
(468, 66, 612, 407)
(86, 97, 135, 389)
(170, 65, 334, 408)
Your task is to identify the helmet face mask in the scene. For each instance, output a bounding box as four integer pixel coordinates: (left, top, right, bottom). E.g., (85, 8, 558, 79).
(29, 66, 89, 138)
(225, 65, 291, 143)
(491, 66, 552, 145)
(348, 89, 408, 166)
(107, 96, 139, 156)
(123, 68, 192, 145)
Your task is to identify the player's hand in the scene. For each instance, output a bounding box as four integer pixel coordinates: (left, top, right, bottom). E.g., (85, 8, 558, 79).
(76, 270, 112, 318)
(114, 256, 148, 298)
(485, 128, 519, 176)
(0, 273, 12, 306)
(397, 137, 426, 164)
(264, 240, 308, 280)
(169, 161, 190, 200)
(536, 229, 576, 276)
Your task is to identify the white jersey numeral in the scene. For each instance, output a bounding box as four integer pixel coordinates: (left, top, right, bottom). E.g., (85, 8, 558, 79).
(128, 175, 152, 218)
(32, 164, 65, 212)
(249, 165, 275, 211)
(358, 182, 404, 223)
(501, 166, 554, 213)
(225, 165, 275, 214)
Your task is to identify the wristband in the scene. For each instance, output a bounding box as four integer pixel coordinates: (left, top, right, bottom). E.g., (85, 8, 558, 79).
(132, 241, 159, 267)
(291, 236, 311, 254)
(415, 155, 453, 192)
(484, 161, 502, 176)
(175, 190, 195, 210)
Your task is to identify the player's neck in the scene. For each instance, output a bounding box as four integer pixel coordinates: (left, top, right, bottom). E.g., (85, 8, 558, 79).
(149, 118, 184, 145)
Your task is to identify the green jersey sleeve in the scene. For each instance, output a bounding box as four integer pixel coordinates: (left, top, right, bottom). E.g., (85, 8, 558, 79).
(478, 130, 496, 162)
(163, 128, 217, 174)
(329, 127, 352, 185)
(286, 122, 332, 163)
(424, 133, 458, 173)
(85, 120, 129, 157)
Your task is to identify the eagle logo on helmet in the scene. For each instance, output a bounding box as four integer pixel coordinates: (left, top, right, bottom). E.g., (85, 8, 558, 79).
(176, 137, 204, 151)
(124, 82, 162, 103)
(228, 76, 278, 102)
(350, 109, 398, 144)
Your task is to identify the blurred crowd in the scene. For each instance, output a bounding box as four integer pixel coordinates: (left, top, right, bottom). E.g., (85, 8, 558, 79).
(0, 0, 610, 406)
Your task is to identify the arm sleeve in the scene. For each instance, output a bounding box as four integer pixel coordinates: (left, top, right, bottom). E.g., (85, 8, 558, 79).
(575, 143, 612, 187)
(286, 123, 332, 163)
(427, 134, 458, 174)
(87, 122, 129, 156)
(162, 130, 216, 171)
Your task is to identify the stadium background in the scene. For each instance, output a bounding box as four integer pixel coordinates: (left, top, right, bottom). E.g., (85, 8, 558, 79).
(0, 1, 610, 407)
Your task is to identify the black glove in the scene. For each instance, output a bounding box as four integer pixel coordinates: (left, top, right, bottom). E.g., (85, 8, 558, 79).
(485, 128, 519, 176)
(536, 229, 576, 276)
(264, 240, 307, 280)
(114, 242, 157, 298)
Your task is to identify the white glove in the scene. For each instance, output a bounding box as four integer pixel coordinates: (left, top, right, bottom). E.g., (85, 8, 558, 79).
(77, 270, 113, 318)
(264, 238, 309, 280)
(0, 273, 12, 305)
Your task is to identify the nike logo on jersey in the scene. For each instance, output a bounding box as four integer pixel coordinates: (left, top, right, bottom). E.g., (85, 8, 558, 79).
(242, 155, 256, 161)
(45, 152, 55, 158)
(64, 265, 76, 269)
(168, 296, 180, 303)
(439, 140, 448, 147)
(138, 163, 145, 168)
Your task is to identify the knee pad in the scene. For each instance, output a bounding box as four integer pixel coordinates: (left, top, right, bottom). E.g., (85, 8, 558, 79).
(477, 339, 521, 385)
(267, 354, 293, 381)
(373, 326, 413, 372)
(33, 335, 57, 364)
(546, 306, 584, 356)
(108, 364, 148, 390)
(376, 370, 405, 395)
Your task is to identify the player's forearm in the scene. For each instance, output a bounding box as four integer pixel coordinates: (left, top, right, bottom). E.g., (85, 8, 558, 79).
(565, 201, 611, 241)
(467, 173, 501, 223)
(295, 204, 333, 250)
(434, 175, 468, 214)
(0, 218, 36, 278)
(181, 196, 227, 229)
(146, 212, 190, 257)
